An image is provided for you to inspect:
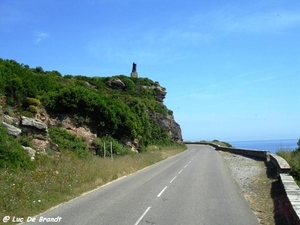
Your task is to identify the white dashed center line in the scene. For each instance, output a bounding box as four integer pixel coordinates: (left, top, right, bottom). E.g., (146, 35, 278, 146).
(170, 176, 177, 184)
(134, 206, 151, 225)
(157, 186, 168, 198)
(135, 158, 196, 225)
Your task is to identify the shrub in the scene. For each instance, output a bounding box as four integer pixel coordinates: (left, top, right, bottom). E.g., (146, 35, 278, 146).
(21, 110, 34, 118)
(25, 97, 41, 107)
(0, 125, 35, 169)
(93, 136, 131, 157)
(27, 105, 38, 113)
(296, 138, 300, 151)
(49, 127, 89, 158)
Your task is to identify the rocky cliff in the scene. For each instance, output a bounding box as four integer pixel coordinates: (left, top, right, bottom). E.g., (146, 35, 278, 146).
(0, 59, 183, 158)
(149, 113, 182, 143)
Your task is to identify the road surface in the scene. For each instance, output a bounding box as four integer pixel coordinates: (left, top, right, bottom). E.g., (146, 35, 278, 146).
(24, 145, 259, 225)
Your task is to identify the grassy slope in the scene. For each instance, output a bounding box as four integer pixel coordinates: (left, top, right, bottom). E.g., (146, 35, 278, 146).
(0, 146, 186, 222)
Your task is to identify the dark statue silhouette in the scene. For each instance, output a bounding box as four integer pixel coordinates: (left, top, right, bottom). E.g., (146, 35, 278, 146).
(132, 62, 137, 73)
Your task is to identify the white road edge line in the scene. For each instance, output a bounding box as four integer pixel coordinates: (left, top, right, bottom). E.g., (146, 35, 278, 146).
(178, 169, 183, 174)
(170, 176, 177, 183)
(157, 186, 168, 197)
(134, 206, 151, 225)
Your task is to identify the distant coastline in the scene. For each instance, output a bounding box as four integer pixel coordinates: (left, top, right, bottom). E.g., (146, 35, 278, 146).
(229, 139, 298, 154)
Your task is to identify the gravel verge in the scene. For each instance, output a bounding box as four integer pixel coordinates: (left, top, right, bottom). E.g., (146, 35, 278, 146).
(221, 152, 262, 192)
(219, 151, 290, 225)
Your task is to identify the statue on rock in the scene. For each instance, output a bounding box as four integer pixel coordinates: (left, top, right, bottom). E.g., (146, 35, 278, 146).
(130, 62, 138, 78)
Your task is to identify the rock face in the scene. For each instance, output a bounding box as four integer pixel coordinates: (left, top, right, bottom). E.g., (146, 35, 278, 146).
(60, 116, 97, 148)
(149, 113, 183, 143)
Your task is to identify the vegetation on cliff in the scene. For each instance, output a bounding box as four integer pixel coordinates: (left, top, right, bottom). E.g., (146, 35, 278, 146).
(277, 138, 300, 185)
(0, 58, 185, 219)
(0, 58, 178, 148)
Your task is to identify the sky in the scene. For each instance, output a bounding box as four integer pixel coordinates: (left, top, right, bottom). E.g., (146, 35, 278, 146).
(0, 0, 299, 142)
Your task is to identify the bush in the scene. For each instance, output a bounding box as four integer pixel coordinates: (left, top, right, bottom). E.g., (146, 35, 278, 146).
(27, 105, 38, 113)
(49, 127, 89, 158)
(0, 125, 35, 169)
(93, 137, 132, 157)
(25, 97, 41, 107)
(277, 138, 300, 185)
(21, 110, 34, 118)
(296, 138, 300, 151)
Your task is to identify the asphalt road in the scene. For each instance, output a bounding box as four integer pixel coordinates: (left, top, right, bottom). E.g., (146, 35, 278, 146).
(24, 145, 259, 225)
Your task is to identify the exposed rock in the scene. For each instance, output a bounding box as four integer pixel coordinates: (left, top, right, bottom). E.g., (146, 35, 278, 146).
(106, 78, 125, 90)
(1, 121, 22, 136)
(125, 138, 139, 153)
(22, 146, 36, 161)
(61, 117, 97, 147)
(149, 113, 183, 143)
(31, 138, 48, 153)
(141, 83, 167, 102)
(85, 81, 97, 89)
(35, 108, 51, 126)
(21, 116, 48, 134)
(3, 115, 19, 126)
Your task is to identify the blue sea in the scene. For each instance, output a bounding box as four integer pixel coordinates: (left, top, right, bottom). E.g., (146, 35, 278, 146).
(229, 139, 299, 154)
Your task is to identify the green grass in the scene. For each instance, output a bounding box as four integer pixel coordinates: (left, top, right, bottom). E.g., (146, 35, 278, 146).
(0, 145, 186, 223)
(277, 148, 300, 186)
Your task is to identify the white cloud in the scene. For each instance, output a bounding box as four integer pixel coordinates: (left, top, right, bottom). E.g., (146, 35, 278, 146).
(34, 32, 49, 44)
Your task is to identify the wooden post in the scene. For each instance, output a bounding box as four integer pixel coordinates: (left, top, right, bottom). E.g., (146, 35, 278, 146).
(104, 141, 106, 158)
(110, 141, 113, 161)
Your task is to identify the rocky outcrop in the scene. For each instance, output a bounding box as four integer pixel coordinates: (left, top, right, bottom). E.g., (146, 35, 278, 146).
(2, 121, 22, 136)
(106, 78, 125, 90)
(142, 83, 167, 102)
(3, 114, 19, 126)
(124, 138, 139, 153)
(61, 116, 97, 147)
(149, 113, 183, 143)
(1, 115, 52, 158)
(21, 116, 48, 134)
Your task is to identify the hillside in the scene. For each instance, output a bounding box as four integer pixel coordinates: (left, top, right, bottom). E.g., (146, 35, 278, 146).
(0, 58, 182, 166)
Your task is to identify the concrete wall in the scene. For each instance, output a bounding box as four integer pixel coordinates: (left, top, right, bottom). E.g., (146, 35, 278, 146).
(215, 145, 270, 161)
(188, 142, 270, 161)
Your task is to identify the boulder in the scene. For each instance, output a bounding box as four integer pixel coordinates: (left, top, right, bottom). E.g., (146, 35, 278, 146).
(21, 116, 48, 133)
(1, 121, 22, 136)
(106, 78, 125, 90)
